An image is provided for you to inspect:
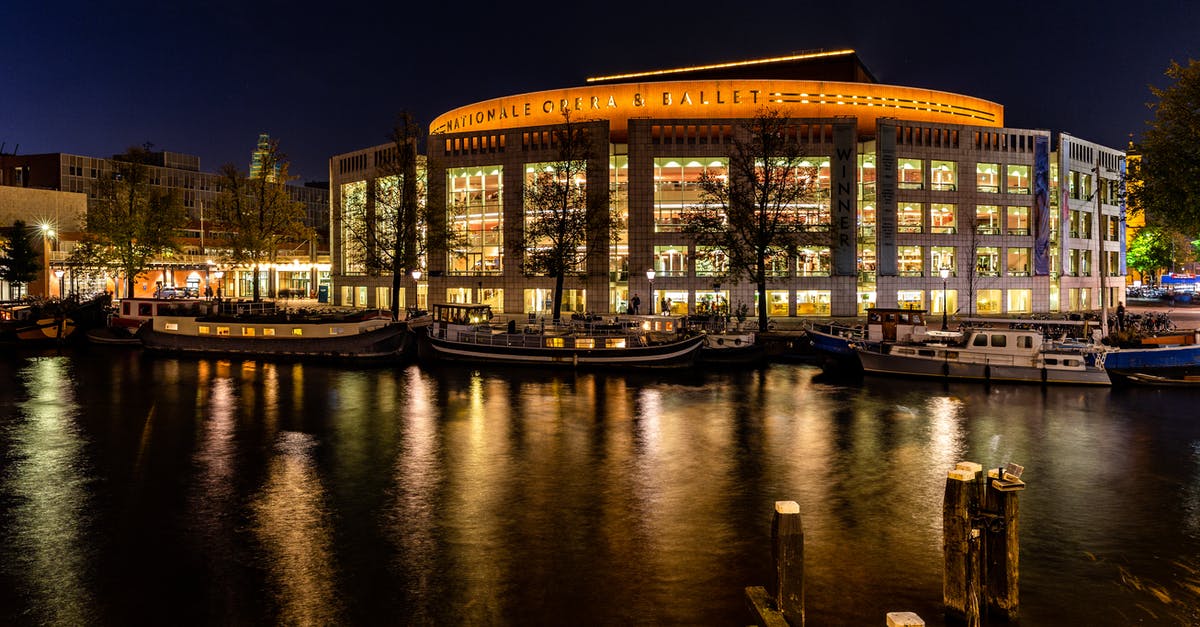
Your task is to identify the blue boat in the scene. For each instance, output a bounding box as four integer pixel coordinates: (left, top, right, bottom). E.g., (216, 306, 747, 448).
(1103, 331, 1200, 382)
(806, 308, 934, 369)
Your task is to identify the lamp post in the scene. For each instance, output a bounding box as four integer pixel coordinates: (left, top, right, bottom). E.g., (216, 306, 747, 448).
(54, 269, 65, 298)
(646, 269, 656, 315)
(939, 266, 950, 331)
(411, 269, 423, 311)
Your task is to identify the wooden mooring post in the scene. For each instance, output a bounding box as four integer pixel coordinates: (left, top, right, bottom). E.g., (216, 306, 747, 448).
(943, 461, 1024, 624)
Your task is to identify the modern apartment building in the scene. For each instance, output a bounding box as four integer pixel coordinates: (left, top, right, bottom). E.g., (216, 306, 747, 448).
(331, 50, 1125, 317)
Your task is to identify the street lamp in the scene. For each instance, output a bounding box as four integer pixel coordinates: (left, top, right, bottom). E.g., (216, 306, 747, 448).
(939, 266, 950, 331)
(54, 269, 65, 298)
(646, 269, 656, 315)
(411, 269, 423, 311)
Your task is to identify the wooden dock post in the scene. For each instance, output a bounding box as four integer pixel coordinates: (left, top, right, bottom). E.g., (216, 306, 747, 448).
(943, 462, 981, 624)
(771, 500, 804, 625)
(983, 467, 1023, 619)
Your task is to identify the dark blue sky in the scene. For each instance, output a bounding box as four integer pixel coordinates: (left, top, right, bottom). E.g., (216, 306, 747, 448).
(3, 1, 1197, 182)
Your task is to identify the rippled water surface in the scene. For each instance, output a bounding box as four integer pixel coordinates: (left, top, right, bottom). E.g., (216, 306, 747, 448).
(1, 347, 1198, 625)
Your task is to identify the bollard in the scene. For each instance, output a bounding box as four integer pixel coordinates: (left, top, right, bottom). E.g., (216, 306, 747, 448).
(886, 611, 925, 626)
(983, 467, 1023, 619)
(942, 462, 979, 622)
(771, 500, 804, 625)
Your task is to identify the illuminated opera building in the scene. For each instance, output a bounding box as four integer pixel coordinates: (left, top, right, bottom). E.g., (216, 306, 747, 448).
(330, 50, 1125, 317)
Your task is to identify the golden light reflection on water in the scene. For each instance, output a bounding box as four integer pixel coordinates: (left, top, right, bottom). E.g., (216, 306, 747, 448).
(4, 357, 95, 625)
(252, 431, 340, 625)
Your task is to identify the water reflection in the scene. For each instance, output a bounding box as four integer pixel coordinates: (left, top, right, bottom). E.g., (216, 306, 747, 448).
(0, 357, 95, 625)
(252, 431, 339, 625)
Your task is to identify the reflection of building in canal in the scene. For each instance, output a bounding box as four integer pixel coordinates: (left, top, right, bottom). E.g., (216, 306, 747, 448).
(331, 49, 1126, 317)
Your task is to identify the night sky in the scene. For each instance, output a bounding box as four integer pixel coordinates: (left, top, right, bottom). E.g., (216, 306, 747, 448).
(3, 1, 1197, 182)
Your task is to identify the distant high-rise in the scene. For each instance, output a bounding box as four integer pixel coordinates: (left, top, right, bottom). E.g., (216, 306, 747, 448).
(249, 132, 280, 181)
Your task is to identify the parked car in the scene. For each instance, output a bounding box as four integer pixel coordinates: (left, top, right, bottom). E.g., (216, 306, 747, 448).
(158, 286, 187, 299)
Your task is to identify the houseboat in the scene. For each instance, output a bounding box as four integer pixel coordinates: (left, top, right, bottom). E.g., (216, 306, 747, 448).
(416, 303, 705, 368)
(806, 308, 932, 367)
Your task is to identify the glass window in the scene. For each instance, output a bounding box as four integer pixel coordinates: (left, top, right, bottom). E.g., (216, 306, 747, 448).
(931, 160, 957, 191)
(792, 157, 832, 229)
(694, 246, 728, 277)
(1006, 165, 1030, 194)
(654, 158, 727, 232)
(1006, 248, 1030, 277)
(859, 203, 876, 237)
(931, 204, 956, 234)
(1006, 206, 1030, 235)
(898, 245, 923, 276)
(977, 290, 1002, 315)
(796, 290, 831, 316)
(856, 290, 877, 316)
(654, 245, 688, 277)
(766, 251, 790, 278)
(1007, 289, 1032, 314)
(898, 202, 923, 233)
(977, 162, 999, 193)
(898, 158, 924, 190)
(976, 247, 1000, 277)
(932, 246, 956, 275)
(858, 153, 877, 201)
(767, 290, 789, 317)
(897, 290, 925, 310)
(448, 165, 503, 275)
(796, 247, 831, 277)
(975, 205, 1001, 235)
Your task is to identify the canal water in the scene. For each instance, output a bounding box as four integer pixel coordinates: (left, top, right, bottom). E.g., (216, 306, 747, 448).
(1, 347, 1198, 626)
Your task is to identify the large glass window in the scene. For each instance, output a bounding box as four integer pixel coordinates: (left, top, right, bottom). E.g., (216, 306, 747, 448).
(932, 246, 956, 275)
(1006, 165, 1030, 194)
(524, 162, 586, 275)
(610, 152, 629, 282)
(654, 158, 726, 232)
(976, 247, 1001, 277)
(898, 202, 923, 233)
(340, 181, 368, 275)
(695, 246, 728, 277)
(897, 290, 925, 310)
(1006, 206, 1030, 235)
(859, 153, 877, 200)
(975, 205, 1001, 235)
(1007, 289, 1032, 314)
(977, 162, 999, 193)
(976, 289, 1002, 315)
(447, 166, 503, 275)
(796, 290, 831, 316)
(793, 157, 832, 229)
(898, 246, 923, 276)
(931, 160, 957, 191)
(1007, 247, 1031, 277)
(653, 245, 688, 277)
(931, 204, 957, 234)
(766, 291, 789, 317)
(898, 158, 924, 190)
(796, 246, 831, 276)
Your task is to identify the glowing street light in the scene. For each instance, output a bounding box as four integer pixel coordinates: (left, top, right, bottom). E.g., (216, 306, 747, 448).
(646, 269, 656, 315)
(939, 266, 951, 330)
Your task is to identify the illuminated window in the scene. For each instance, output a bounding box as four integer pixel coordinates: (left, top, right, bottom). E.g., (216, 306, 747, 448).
(976, 247, 1000, 277)
(574, 338, 595, 349)
(653, 158, 727, 232)
(898, 246, 923, 276)
(931, 204, 956, 234)
(796, 247, 831, 276)
(767, 290, 789, 317)
(524, 161, 586, 275)
(242, 327, 256, 336)
(217, 326, 230, 336)
(605, 338, 627, 348)
(546, 337, 565, 348)
(977, 162, 999, 193)
(897, 290, 924, 310)
(1006, 165, 1030, 194)
(977, 289, 1002, 315)
(1006, 206, 1030, 235)
(164, 322, 179, 331)
(898, 158, 924, 189)
(931, 160, 957, 191)
(898, 202, 923, 233)
(654, 245, 688, 277)
(1007, 289, 1033, 313)
(291, 328, 304, 336)
(1007, 248, 1031, 277)
(695, 246, 729, 277)
(447, 165, 503, 275)
(975, 205, 1001, 234)
(263, 328, 276, 336)
(932, 246, 956, 275)
(796, 290, 831, 316)
(198, 325, 210, 335)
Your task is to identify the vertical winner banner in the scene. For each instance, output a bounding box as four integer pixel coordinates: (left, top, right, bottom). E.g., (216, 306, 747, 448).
(876, 121, 897, 276)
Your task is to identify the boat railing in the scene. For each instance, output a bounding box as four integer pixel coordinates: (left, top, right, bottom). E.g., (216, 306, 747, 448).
(452, 329, 648, 349)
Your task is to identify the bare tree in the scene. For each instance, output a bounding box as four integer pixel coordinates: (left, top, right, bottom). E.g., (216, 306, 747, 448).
(212, 139, 312, 301)
(519, 113, 613, 323)
(685, 109, 824, 332)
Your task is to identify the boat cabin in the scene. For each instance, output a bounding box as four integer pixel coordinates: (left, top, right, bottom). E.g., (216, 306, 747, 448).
(114, 297, 218, 328)
(431, 303, 494, 325)
(866, 308, 929, 343)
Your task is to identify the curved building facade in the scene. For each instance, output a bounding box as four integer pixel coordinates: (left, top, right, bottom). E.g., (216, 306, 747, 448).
(330, 51, 1125, 318)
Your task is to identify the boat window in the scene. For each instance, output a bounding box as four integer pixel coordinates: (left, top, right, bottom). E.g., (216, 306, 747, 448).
(139, 303, 153, 316)
(917, 349, 935, 357)
(291, 328, 304, 336)
(263, 328, 276, 336)
(165, 322, 178, 331)
(991, 334, 1007, 348)
(330, 327, 345, 335)
(1045, 358, 1058, 365)
(546, 337, 565, 348)
(575, 338, 595, 349)
(217, 326, 230, 336)
(1064, 359, 1077, 366)
(606, 338, 627, 348)
(945, 351, 959, 359)
(1018, 336, 1033, 349)
(198, 325, 210, 335)
(973, 334, 988, 347)
(242, 327, 255, 336)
